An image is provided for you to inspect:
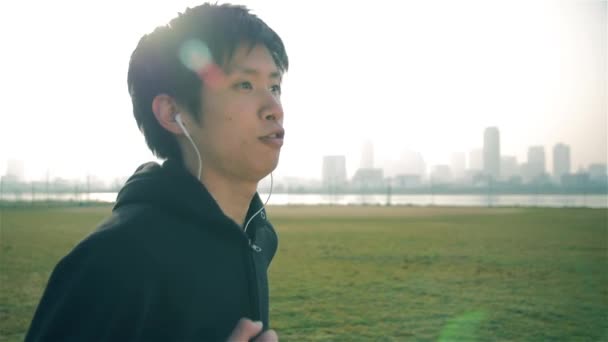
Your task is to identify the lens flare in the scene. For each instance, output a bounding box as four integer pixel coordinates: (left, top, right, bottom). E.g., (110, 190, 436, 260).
(178, 39, 224, 87)
(178, 39, 212, 71)
(438, 311, 486, 341)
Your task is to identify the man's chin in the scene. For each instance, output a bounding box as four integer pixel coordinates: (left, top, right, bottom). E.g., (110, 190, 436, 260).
(253, 160, 279, 182)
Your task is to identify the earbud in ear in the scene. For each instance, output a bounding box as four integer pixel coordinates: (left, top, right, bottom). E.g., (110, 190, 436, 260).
(174, 112, 203, 182)
(175, 113, 188, 135)
(175, 113, 183, 125)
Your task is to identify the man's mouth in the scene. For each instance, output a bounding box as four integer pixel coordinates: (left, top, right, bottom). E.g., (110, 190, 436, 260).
(259, 129, 285, 148)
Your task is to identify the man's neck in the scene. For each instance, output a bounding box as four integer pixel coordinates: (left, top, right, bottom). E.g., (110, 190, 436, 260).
(205, 175, 257, 227)
(183, 159, 257, 227)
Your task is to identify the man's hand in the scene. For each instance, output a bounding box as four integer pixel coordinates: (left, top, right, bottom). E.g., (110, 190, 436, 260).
(226, 318, 278, 342)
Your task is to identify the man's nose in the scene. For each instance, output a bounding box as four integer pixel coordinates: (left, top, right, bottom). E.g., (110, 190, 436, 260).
(261, 92, 284, 124)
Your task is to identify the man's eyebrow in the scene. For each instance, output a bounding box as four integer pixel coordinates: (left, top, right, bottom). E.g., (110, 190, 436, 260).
(230, 66, 282, 79)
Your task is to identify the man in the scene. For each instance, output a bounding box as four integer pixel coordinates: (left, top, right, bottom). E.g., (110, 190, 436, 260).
(26, 3, 287, 341)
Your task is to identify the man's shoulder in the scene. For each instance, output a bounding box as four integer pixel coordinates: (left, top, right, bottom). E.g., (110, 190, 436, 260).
(65, 204, 174, 267)
(98, 203, 161, 231)
(75, 203, 221, 268)
(93, 203, 185, 242)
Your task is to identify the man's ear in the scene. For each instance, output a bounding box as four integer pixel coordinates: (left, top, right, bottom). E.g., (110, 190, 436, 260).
(152, 94, 184, 135)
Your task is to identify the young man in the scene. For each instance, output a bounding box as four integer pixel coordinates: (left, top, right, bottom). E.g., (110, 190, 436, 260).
(26, 3, 287, 341)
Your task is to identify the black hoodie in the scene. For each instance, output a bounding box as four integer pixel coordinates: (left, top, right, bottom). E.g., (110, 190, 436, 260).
(25, 159, 279, 341)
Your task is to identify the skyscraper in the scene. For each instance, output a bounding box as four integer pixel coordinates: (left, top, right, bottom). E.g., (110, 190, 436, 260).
(360, 140, 374, 169)
(5, 159, 25, 182)
(553, 143, 571, 183)
(501, 156, 519, 180)
(389, 149, 426, 178)
(527, 146, 546, 179)
(483, 127, 500, 180)
(588, 163, 608, 184)
(322, 155, 347, 189)
(469, 149, 482, 171)
(450, 152, 466, 179)
(431, 165, 452, 184)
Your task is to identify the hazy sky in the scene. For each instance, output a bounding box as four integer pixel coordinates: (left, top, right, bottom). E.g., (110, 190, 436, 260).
(1, 0, 606, 181)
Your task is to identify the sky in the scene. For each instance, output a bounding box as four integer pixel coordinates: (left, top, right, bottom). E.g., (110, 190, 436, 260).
(0, 0, 606, 182)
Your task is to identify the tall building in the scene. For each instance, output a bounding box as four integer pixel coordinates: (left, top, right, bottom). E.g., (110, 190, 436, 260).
(430, 165, 452, 184)
(501, 156, 518, 180)
(5, 159, 25, 182)
(552, 143, 571, 183)
(450, 152, 466, 179)
(588, 163, 608, 184)
(527, 146, 546, 180)
(389, 149, 426, 178)
(353, 139, 383, 189)
(322, 155, 347, 189)
(483, 127, 500, 180)
(360, 140, 374, 169)
(393, 174, 422, 188)
(469, 149, 483, 171)
(352, 168, 384, 189)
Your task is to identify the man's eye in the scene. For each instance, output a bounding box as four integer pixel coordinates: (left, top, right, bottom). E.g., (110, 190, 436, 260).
(235, 81, 253, 90)
(271, 84, 282, 95)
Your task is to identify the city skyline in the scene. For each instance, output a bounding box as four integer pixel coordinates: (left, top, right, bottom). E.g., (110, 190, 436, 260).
(3, 127, 607, 185)
(324, 128, 607, 185)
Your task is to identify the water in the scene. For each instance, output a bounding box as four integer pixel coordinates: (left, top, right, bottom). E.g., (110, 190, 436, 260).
(262, 193, 607, 208)
(1, 192, 118, 203)
(2, 192, 607, 208)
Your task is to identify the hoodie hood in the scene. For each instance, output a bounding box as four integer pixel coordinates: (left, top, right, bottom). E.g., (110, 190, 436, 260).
(114, 159, 264, 229)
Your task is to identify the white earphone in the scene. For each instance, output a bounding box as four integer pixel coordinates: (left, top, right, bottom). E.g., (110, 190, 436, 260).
(175, 113, 202, 182)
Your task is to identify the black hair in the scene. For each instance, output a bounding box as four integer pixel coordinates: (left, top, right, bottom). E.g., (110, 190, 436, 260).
(127, 3, 289, 161)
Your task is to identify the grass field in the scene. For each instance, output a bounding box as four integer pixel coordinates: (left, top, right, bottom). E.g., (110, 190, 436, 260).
(1, 205, 606, 341)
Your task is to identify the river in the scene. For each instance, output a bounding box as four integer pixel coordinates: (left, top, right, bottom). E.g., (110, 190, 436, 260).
(2, 192, 607, 208)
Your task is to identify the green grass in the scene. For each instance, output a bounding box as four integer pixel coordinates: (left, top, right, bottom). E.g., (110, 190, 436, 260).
(1, 205, 606, 341)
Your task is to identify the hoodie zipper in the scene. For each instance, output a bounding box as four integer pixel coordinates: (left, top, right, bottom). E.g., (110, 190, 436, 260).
(247, 238, 264, 324)
(249, 240, 262, 252)
(224, 222, 265, 325)
(226, 203, 265, 326)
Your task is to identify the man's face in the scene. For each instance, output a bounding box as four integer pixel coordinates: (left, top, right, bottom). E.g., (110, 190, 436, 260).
(190, 43, 284, 183)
